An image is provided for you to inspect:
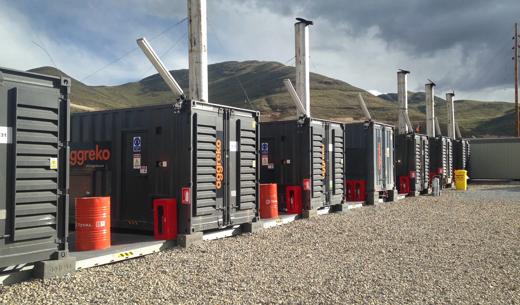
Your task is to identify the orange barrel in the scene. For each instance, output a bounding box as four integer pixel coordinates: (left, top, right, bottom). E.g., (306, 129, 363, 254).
(75, 197, 111, 251)
(259, 183, 279, 219)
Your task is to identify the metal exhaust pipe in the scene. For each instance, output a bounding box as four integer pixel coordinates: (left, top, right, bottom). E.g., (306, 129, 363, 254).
(188, 0, 208, 102)
(397, 69, 411, 134)
(425, 80, 436, 137)
(284, 79, 307, 116)
(294, 18, 313, 117)
(446, 92, 456, 139)
(357, 93, 372, 121)
(137, 37, 185, 100)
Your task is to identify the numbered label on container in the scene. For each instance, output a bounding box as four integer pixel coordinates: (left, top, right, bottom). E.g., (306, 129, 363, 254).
(0, 126, 11, 144)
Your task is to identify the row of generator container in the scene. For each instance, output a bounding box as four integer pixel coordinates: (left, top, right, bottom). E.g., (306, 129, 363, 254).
(0, 67, 471, 271)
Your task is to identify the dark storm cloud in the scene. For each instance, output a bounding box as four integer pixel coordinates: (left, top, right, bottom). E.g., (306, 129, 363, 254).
(248, 0, 520, 91)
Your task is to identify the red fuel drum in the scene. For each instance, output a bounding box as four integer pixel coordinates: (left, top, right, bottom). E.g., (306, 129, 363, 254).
(75, 197, 111, 251)
(153, 198, 178, 240)
(259, 184, 279, 219)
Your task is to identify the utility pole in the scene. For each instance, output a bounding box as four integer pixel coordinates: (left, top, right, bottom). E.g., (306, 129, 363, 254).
(515, 22, 519, 137)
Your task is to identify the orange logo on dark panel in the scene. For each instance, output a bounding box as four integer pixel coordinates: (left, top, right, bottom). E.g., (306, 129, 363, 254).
(215, 139, 224, 189)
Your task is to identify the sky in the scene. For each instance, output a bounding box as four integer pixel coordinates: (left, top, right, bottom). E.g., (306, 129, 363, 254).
(1, 0, 519, 102)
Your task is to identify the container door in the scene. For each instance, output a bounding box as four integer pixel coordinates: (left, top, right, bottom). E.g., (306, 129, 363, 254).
(2, 86, 62, 247)
(374, 125, 384, 190)
(414, 135, 422, 189)
(384, 127, 394, 189)
(462, 141, 467, 169)
(192, 106, 257, 229)
(230, 111, 257, 221)
(446, 139, 453, 181)
(310, 121, 327, 208)
(329, 123, 344, 205)
(121, 131, 151, 225)
(193, 109, 224, 227)
(442, 138, 448, 178)
(422, 137, 430, 188)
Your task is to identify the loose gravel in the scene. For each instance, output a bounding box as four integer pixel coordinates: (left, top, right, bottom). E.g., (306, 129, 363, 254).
(1, 183, 519, 305)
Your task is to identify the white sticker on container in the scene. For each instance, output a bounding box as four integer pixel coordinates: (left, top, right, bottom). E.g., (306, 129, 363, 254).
(386, 147, 390, 158)
(133, 154, 141, 169)
(229, 141, 238, 152)
(49, 158, 58, 170)
(140, 165, 148, 174)
(329, 144, 333, 151)
(230, 190, 236, 197)
(261, 155, 269, 166)
(0, 209, 5, 220)
(0, 127, 12, 144)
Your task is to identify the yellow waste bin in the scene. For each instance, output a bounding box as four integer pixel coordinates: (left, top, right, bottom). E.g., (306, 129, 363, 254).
(455, 170, 468, 191)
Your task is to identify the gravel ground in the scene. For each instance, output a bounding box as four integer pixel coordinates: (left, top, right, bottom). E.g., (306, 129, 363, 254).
(1, 183, 519, 305)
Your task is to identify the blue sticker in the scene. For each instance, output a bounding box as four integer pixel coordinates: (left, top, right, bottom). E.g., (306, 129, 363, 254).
(133, 136, 142, 152)
(261, 142, 269, 153)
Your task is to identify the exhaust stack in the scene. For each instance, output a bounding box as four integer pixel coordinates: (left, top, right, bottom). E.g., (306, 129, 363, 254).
(397, 70, 413, 134)
(284, 79, 307, 116)
(357, 93, 372, 121)
(137, 37, 185, 100)
(425, 80, 436, 137)
(294, 18, 313, 117)
(435, 117, 442, 136)
(446, 92, 456, 139)
(188, 0, 208, 102)
(456, 122, 462, 139)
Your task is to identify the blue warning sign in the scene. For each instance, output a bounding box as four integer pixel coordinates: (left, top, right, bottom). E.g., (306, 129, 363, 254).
(133, 136, 142, 153)
(261, 142, 269, 153)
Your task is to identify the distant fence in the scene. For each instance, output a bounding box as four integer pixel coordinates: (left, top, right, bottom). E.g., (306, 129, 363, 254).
(469, 138, 520, 180)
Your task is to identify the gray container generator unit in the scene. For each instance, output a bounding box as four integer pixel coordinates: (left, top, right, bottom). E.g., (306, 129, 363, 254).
(428, 136, 454, 187)
(70, 101, 259, 234)
(0, 67, 70, 269)
(395, 133, 431, 196)
(344, 119, 396, 204)
(259, 118, 345, 213)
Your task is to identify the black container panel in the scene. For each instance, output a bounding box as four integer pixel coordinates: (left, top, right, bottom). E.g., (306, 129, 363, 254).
(454, 139, 470, 171)
(429, 136, 454, 185)
(0, 67, 69, 268)
(70, 101, 259, 234)
(345, 122, 395, 193)
(260, 118, 344, 211)
(395, 133, 430, 193)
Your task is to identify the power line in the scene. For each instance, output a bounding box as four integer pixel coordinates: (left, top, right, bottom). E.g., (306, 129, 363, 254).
(80, 17, 188, 82)
(207, 18, 253, 106)
(32, 40, 59, 72)
(283, 56, 295, 66)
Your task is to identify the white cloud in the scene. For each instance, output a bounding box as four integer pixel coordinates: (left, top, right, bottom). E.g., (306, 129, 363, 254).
(0, 0, 514, 103)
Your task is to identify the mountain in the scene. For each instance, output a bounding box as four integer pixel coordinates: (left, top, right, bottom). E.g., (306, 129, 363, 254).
(29, 61, 514, 137)
(379, 93, 515, 136)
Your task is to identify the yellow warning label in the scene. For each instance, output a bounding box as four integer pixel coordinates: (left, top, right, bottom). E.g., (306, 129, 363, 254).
(115, 251, 135, 259)
(49, 158, 58, 170)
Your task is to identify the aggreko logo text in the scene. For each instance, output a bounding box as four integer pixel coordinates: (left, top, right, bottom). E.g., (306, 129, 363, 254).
(70, 144, 111, 166)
